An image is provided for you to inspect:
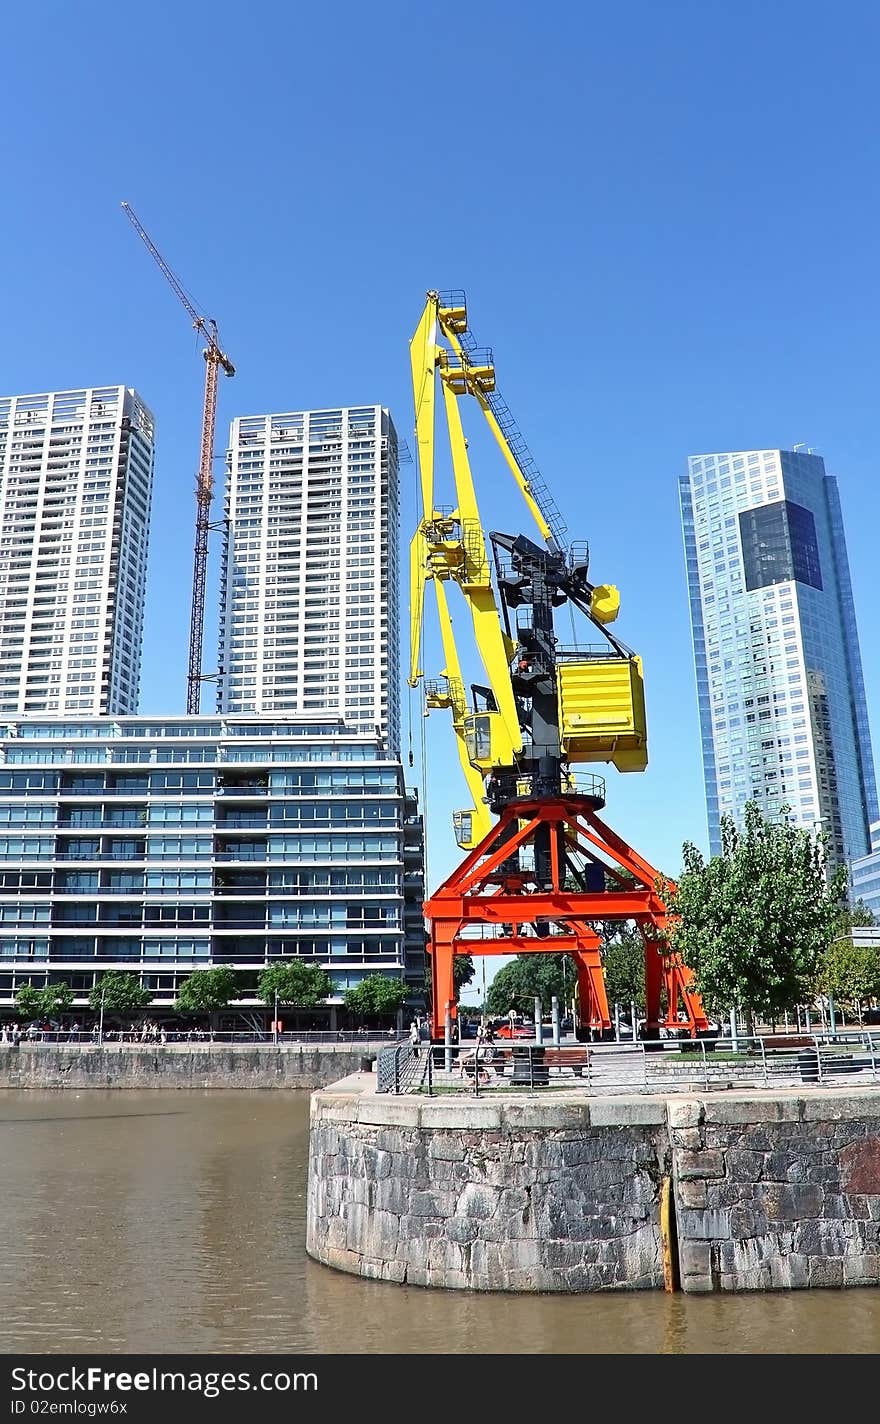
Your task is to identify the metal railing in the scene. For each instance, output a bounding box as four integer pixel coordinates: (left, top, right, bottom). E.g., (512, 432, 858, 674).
(0, 1028, 409, 1047)
(375, 1033, 880, 1096)
(376, 1041, 428, 1093)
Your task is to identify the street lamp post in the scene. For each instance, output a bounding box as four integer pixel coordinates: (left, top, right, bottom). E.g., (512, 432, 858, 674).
(273, 988, 279, 1046)
(98, 983, 106, 1047)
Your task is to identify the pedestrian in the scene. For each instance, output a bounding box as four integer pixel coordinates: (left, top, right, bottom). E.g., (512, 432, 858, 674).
(409, 1020, 420, 1055)
(160, 1026, 167, 1045)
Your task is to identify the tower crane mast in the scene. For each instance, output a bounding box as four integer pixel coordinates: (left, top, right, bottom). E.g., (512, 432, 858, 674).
(121, 202, 235, 714)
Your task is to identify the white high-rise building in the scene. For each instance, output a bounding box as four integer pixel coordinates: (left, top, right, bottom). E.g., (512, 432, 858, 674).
(218, 405, 400, 753)
(0, 387, 154, 715)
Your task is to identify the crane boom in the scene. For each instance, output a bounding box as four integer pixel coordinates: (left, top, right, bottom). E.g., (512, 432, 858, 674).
(121, 201, 235, 714)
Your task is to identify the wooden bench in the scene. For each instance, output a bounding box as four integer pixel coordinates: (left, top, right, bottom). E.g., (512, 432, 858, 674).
(543, 1046, 591, 1077)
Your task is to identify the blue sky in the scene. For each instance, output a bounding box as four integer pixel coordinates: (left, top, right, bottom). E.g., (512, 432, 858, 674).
(2, 1, 879, 994)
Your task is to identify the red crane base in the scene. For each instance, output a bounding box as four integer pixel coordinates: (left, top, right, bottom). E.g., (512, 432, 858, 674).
(423, 795, 710, 1042)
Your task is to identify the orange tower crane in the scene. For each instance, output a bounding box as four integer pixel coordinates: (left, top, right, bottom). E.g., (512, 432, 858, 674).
(121, 201, 235, 714)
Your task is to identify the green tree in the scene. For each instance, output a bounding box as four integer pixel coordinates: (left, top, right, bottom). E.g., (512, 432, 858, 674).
(175, 967, 241, 1015)
(88, 972, 152, 1014)
(662, 800, 845, 1028)
(455, 955, 475, 991)
(834, 900, 877, 935)
(602, 927, 646, 1011)
(257, 961, 331, 1009)
(15, 981, 75, 1021)
(421, 953, 474, 1011)
(485, 954, 571, 1016)
(819, 938, 880, 1010)
(343, 974, 408, 1018)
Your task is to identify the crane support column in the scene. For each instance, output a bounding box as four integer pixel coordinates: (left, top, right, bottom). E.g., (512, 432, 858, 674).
(423, 792, 711, 1042)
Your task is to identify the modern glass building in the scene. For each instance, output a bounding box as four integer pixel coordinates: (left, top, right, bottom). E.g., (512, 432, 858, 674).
(0, 716, 426, 1017)
(0, 387, 154, 716)
(679, 448, 877, 868)
(218, 406, 400, 754)
(851, 821, 880, 919)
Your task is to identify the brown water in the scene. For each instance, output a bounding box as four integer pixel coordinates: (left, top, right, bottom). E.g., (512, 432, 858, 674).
(1, 1089, 879, 1354)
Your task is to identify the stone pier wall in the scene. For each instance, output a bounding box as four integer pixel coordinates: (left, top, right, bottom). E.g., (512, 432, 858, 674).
(0, 1043, 378, 1090)
(307, 1081, 880, 1293)
(670, 1093, 880, 1291)
(308, 1091, 670, 1291)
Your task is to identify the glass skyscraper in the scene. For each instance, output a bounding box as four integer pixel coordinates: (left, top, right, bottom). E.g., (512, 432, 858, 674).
(679, 448, 877, 869)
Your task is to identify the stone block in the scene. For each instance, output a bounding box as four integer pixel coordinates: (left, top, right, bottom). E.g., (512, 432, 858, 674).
(456, 1182, 499, 1220)
(667, 1099, 705, 1129)
(676, 1180, 708, 1209)
(589, 1098, 666, 1126)
(419, 1102, 501, 1130)
(427, 1137, 466, 1162)
(444, 1216, 481, 1245)
(728, 1205, 768, 1240)
(800, 1092, 880, 1122)
(843, 1254, 880, 1285)
(726, 1150, 763, 1183)
(676, 1149, 725, 1179)
(679, 1240, 712, 1277)
(410, 1189, 454, 1217)
(681, 1272, 715, 1293)
(375, 1177, 411, 1215)
(809, 1256, 844, 1288)
(702, 1097, 790, 1125)
(760, 1182, 822, 1221)
(356, 1097, 421, 1127)
(312, 1097, 360, 1123)
(671, 1127, 703, 1150)
(678, 1207, 730, 1240)
(501, 1102, 591, 1130)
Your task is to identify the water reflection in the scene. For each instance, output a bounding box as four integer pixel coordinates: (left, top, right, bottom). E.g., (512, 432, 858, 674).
(1, 1090, 878, 1353)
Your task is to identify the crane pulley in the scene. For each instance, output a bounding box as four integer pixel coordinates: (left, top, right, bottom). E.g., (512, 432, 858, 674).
(121, 202, 235, 714)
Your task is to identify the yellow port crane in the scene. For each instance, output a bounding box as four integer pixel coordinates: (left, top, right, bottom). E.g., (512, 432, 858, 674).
(409, 289, 710, 1043)
(408, 289, 648, 851)
(121, 201, 235, 714)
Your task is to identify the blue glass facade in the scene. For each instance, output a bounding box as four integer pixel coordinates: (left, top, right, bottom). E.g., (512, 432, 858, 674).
(679, 449, 878, 868)
(851, 821, 880, 919)
(0, 716, 427, 1013)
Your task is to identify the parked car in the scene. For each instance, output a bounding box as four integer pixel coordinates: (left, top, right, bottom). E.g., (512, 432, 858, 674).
(494, 1022, 534, 1040)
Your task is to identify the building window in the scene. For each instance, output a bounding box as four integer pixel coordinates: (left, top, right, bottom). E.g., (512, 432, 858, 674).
(738, 500, 822, 593)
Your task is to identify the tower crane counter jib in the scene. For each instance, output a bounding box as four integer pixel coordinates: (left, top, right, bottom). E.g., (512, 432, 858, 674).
(410, 289, 711, 1043)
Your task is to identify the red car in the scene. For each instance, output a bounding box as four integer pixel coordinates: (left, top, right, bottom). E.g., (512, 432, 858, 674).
(494, 1023, 534, 1040)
